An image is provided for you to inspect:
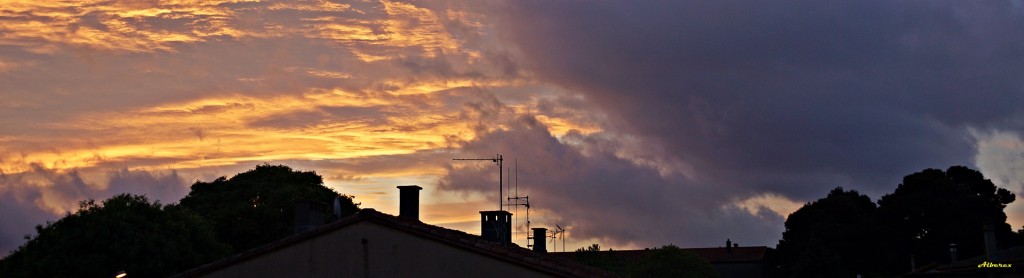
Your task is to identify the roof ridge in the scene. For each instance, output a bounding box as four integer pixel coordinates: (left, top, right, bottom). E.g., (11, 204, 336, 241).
(176, 208, 616, 277)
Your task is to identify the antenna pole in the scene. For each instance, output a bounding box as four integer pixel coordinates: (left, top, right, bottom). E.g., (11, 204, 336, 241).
(507, 159, 533, 246)
(498, 154, 502, 210)
(453, 154, 503, 211)
(554, 225, 566, 252)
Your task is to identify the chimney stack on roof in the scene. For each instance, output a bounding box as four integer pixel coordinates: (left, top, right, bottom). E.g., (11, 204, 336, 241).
(726, 239, 732, 254)
(397, 185, 422, 221)
(480, 210, 512, 244)
(532, 228, 547, 253)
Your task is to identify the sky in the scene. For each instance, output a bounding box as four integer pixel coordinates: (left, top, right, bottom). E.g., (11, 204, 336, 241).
(3, 0, 1024, 256)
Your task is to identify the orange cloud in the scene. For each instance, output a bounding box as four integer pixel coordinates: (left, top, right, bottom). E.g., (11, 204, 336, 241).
(0, 0, 603, 254)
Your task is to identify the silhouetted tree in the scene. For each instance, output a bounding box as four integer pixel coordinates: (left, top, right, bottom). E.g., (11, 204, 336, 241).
(627, 245, 718, 278)
(877, 166, 1021, 272)
(777, 166, 1024, 277)
(776, 187, 885, 276)
(572, 244, 718, 278)
(573, 244, 628, 274)
(789, 236, 851, 278)
(178, 164, 358, 252)
(0, 194, 230, 277)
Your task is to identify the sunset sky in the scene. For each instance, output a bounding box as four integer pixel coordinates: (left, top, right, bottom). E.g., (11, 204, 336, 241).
(3, 0, 1024, 256)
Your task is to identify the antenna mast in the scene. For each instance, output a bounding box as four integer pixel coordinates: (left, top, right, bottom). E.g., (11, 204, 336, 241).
(509, 159, 531, 246)
(453, 154, 503, 211)
(550, 225, 566, 252)
(556, 224, 566, 252)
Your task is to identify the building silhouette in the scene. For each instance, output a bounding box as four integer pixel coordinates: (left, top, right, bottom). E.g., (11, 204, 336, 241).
(549, 240, 769, 278)
(175, 186, 611, 277)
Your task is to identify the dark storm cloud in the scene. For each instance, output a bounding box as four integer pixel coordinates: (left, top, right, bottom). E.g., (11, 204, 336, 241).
(0, 165, 91, 256)
(106, 168, 187, 204)
(428, 93, 785, 247)
(0, 189, 56, 258)
(438, 111, 784, 247)
(485, 0, 1024, 199)
(0, 165, 187, 256)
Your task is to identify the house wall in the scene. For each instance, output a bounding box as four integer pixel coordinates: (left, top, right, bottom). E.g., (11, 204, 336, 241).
(195, 222, 558, 278)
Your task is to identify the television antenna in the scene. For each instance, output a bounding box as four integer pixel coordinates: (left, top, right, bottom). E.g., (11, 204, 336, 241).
(453, 154, 503, 211)
(556, 224, 566, 252)
(550, 225, 565, 253)
(507, 159, 531, 246)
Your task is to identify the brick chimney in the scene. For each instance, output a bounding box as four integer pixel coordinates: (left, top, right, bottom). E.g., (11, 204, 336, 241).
(532, 228, 548, 253)
(726, 239, 732, 253)
(480, 210, 512, 244)
(397, 185, 422, 221)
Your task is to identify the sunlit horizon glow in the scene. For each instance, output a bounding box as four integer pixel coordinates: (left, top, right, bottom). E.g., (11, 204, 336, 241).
(0, 0, 620, 254)
(3, 0, 1024, 257)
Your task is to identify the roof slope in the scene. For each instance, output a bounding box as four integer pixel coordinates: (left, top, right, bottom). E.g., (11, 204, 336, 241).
(906, 245, 1024, 276)
(176, 209, 614, 277)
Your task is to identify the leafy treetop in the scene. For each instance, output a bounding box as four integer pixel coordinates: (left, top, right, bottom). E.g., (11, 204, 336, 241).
(0, 194, 230, 278)
(179, 164, 358, 252)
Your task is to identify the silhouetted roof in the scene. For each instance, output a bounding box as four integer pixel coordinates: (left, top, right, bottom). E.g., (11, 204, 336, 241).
(687, 246, 768, 263)
(906, 245, 1024, 276)
(176, 209, 614, 277)
(550, 246, 767, 264)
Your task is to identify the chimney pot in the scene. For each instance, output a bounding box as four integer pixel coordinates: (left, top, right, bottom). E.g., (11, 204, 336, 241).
(397, 185, 422, 221)
(532, 228, 547, 253)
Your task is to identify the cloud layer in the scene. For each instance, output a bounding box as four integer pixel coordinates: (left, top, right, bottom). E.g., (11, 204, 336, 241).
(438, 103, 785, 247)
(482, 0, 1024, 199)
(0, 166, 185, 254)
(3, 0, 1024, 256)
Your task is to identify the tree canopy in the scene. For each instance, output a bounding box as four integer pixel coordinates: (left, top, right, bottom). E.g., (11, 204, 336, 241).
(776, 166, 1024, 276)
(628, 245, 718, 278)
(0, 194, 230, 277)
(572, 243, 718, 278)
(776, 187, 882, 276)
(0, 164, 359, 277)
(877, 165, 1021, 272)
(178, 164, 358, 252)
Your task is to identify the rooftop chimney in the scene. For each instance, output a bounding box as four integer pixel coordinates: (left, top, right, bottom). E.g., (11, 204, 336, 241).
(984, 225, 998, 260)
(726, 239, 732, 253)
(397, 185, 422, 221)
(480, 210, 512, 244)
(532, 228, 547, 253)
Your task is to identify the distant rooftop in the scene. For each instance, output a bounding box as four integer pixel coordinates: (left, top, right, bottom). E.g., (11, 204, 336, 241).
(549, 246, 768, 264)
(177, 208, 614, 277)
